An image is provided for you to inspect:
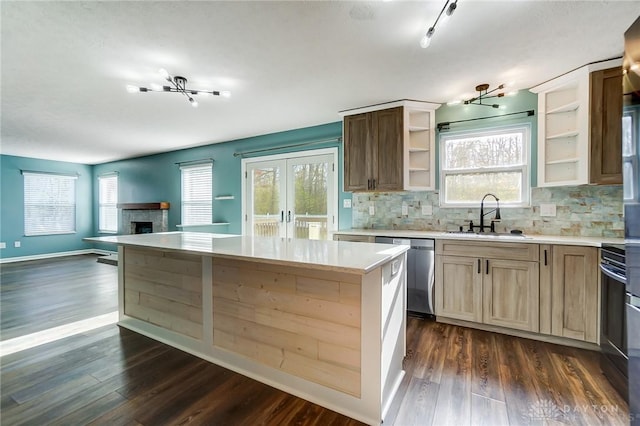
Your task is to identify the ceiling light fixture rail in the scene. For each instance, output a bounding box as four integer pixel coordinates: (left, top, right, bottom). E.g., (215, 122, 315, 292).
(126, 68, 230, 108)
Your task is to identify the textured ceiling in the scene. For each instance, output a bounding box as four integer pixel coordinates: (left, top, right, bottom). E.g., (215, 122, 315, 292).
(2, 1, 638, 165)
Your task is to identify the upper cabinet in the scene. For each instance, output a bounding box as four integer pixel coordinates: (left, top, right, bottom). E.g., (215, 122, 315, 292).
(530, 59, 622, 187)
(590, 67, 623, 185)
(340, 100, 440, 192)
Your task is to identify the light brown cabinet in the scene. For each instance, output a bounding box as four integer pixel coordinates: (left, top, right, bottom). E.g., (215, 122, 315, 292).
(343, 107, 403, 192)
(436, 255, 482, 322)
(332, 233, 375, 243)
(539, 244, 599, 343)
(590, 66, 623, 184)
(435, 240, 539, 333)
(341, 100, 439, 192)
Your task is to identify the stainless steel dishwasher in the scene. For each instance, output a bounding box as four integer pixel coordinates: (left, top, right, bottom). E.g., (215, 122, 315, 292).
(375, 237, 435, 317)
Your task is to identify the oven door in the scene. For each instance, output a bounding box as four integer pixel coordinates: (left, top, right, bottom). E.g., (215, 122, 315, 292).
(600, 262, 628, 400)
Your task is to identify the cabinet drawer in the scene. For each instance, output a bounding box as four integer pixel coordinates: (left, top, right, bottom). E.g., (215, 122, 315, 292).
(436, 240, 539, 262)
(333, 234, 375, 243)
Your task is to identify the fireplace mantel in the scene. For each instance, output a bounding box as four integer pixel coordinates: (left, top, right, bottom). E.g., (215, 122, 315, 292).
(117, 202, 170, 210)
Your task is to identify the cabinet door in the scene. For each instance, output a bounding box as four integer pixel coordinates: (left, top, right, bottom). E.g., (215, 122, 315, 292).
(551, 245, 599, 342)
(372, 107, 403, 191)
(344, 112, 371, 191)
(435, 255, 482, 322)
(590, 67, 623, 185)
(483, 259, 540, 332)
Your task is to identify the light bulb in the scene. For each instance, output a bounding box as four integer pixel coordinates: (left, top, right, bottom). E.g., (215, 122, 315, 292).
(150, 83, 163, 91)
(420, 28, 434, 48)
(126, 85, 140, 93)
(446, 2, 457, 16)
(446, 100, 462, 106)
(441, 3, 456, 24)
(159, 68, 170, 81)
(498, 105, 507, 110)
(189, 98, 198, 108)
(220, 90, 231, 98)
(506, 90, 518, 97)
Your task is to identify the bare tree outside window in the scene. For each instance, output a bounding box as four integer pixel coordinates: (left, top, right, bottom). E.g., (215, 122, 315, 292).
(440, 125, 530, 206)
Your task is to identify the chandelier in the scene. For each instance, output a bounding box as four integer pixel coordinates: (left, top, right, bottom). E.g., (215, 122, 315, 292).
(464, 84, 506, 108)
(126, 69, 230, 108)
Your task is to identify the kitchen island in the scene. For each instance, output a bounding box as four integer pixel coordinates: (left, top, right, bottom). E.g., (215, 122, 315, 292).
(86, 232, 409, 425)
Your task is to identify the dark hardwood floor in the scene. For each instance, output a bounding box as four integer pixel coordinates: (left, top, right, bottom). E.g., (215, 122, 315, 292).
(1, 254, 118, 340)
(0, 255, 629, 425)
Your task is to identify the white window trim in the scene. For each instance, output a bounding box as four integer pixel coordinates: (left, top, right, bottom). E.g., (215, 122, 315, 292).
(98, 173, 118, 234)
(240, 147, 339, 237)
(180, 161, 213, 226)
(439, 124, 531, 208)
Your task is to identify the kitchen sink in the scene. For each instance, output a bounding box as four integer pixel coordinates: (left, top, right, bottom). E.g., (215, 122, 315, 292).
(444, 231, 528, 238)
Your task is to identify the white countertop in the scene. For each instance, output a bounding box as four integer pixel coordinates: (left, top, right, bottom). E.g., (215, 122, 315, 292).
(86, 232, 409, 274)
(333, 229, 624, 247)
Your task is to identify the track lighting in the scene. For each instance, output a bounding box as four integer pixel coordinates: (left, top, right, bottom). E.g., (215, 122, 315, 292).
(419, 0, 458, 49)
(126, 69, 231, 107)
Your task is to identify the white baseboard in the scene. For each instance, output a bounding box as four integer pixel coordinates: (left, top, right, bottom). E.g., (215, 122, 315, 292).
(0, 249, 117, 264)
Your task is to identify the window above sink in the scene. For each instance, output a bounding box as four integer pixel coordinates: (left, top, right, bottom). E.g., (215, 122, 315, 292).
(439, 124, 531, 208)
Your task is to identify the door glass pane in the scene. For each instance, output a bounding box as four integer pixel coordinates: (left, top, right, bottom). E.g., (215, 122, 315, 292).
(252, 166, 282, 236)
(292, 161, 329, 240)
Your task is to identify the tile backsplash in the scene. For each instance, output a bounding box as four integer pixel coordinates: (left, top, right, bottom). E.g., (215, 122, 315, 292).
(351, 185, 623, 238)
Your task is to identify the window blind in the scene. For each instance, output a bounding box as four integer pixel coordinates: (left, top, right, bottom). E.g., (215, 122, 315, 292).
(181, 162, 212, 225)
(98, 174, 118, 232)
(23, 171, 77, 236)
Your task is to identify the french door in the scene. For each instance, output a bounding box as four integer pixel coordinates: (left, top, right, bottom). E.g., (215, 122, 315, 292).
(242, 148, 337, 240)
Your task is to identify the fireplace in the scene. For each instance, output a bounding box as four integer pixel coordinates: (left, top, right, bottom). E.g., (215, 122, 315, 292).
(118, 202, 170, 235)
(132, 221, 153, 234)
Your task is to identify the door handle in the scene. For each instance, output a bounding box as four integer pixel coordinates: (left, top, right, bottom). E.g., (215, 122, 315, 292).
(477, 259, 481, 274)
(280, 210, 284, 223)
(372, 179, 376, 190)
(544, 249, 548, 266)
(486, 259, 489, 274)
(368, 179, 371, 190)
(287, 211, 292, 223)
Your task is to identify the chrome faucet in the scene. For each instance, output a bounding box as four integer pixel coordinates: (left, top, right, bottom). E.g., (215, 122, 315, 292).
(479, 193, 501, 233)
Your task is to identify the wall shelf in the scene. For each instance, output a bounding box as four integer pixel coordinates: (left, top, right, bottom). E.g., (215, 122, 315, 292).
(546, 100, 580, 114)
(214, 195, 235, 200)
(177, 223, 230, 228)
(545, 158, 580, 165)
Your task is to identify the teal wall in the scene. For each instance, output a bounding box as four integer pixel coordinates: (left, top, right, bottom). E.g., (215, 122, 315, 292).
(0, 155, 94, 258)
(0, 91, 539, 260)
(2, 122, 348, 259)
(435, 90, 538, 186)
(92, 121, 348, 241)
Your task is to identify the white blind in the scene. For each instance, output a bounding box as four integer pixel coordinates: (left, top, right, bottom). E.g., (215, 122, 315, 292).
(181, 162, 212, 225)
(23, 172, 77, 236)
(98, 174, 118, 232)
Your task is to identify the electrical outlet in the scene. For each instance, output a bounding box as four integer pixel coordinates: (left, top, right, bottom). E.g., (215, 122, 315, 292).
(540, 203, 557, 217)
(421, 205, 433, 216)
(401, 203, 408, 216)
(343, 199, 352, 209)
(0, 242, 5, 249)
(14, 241, 21, 248)
(369, 204, 375, 215)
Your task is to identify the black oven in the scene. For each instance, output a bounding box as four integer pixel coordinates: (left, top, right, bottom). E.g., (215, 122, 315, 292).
(600, 244, 628, 401)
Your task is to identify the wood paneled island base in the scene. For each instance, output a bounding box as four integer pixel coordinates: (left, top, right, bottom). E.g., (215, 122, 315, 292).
(89, 232, 408, 425)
